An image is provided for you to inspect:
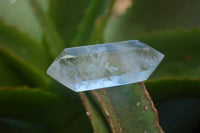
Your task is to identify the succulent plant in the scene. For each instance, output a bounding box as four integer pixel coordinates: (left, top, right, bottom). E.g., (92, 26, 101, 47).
(0, 0, 199, 133)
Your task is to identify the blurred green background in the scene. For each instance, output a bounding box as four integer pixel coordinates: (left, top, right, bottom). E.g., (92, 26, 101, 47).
(0, 0, 200, 133)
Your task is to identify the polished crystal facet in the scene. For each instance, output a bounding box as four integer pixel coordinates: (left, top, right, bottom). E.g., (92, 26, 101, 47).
(47, 40, 164, 92)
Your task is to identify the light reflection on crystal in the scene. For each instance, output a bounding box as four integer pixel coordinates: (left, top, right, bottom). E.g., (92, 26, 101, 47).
(47, 40, 164, 92)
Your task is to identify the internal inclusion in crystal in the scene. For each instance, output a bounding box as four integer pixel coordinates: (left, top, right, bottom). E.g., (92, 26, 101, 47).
(47, 40, 164, 92)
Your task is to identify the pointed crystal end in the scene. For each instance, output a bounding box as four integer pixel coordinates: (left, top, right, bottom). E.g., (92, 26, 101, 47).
(47, 40, 164, 92)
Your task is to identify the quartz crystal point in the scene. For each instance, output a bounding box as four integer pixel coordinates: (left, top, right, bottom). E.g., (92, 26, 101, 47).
(47, 40, 164, 92)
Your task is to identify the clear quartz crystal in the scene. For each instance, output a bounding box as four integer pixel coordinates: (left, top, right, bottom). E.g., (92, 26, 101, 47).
(47, 40, 164, 92)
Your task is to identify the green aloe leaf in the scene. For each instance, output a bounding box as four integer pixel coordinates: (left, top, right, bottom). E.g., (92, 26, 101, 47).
(89, 0, 115, 44)
(135, 28, 200, 132)
(146, 78, 200, 104)
(47, 82, 93, 133)
(0, 58, 26, 87)
(0, 87, 59, 132)
(49, 0, 90, 45)
(137, 28, 200, 79)
(69, 0, 164, 132)
(0, 87, 92, 133)
(29, 0, 65, 59)
(81, 84, 164, 133)
(72, 0, 114, 45)
(105, 0, 200, 42)
(3, 0, 200, 132)
(0, 20, 50, 72)
(80, 92, 110, 133)
(91, 89, 122, 133)
(0, 0, 43, 42)
(146, 79, 200, 133)
(0, 20, 50, 87)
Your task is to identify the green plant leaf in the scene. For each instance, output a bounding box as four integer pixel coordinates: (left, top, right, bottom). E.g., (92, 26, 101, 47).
(0, 20, 50, 87)
(0, 87, 92, 133)
(135, 28, 200, 132)
(48, 0, 90, 45)
(0, 58, 26, 87)
(0, 117, 46, 133)
(91, 83, 164, 133)
(80, 92, 110, 133)
(146, 78, 200, 105)
(0, 20, 50, 72)
(89, 0, 115, 44)
(137, 28, 200, 79)
(47, 81, 93, 133)
(70, 0, 163, 132)
(0, 87, 59, 132)
(29, 0, 65, 59)
(72, 0, 113, 45)
(0, 0, 43, 42)
(146, 78, 200, 133)
(105, 0, 200, 42)
(90, 89, 122, 133)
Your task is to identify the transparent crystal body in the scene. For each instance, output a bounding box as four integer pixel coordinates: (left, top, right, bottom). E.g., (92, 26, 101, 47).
(47, 40, 164, 92)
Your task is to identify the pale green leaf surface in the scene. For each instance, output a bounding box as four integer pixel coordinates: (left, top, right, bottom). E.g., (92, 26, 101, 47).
(0, 20, 50, 87)
(29, 0, 65, 59)
(96, 83, 163, 133)
(0, 0, 42, 42)
(0, 20, 51, 72)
